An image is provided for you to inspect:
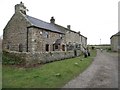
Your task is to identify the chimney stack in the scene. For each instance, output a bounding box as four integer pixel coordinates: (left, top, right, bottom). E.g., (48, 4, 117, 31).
(77, 31, 80, 35)
(15, 2, 27, 15)
(67, 25, 71, 30)
(50, 16, 55, 24)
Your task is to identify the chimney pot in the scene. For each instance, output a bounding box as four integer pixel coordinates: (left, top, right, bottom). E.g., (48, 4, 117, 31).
(67, 25, 71, 29)
(77, 31, 80, 35)
(50, 16, 55, 23)
(15, 2, 27, 15)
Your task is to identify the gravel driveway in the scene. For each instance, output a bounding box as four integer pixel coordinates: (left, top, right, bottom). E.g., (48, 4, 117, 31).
(63, 49, 118, 88)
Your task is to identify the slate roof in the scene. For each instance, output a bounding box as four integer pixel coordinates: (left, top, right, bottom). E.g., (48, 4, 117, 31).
(26, 15, 87, 39)
(26, 15, 64, 34)
(114, 31, 120, 36)
(110, 31, 120, 39)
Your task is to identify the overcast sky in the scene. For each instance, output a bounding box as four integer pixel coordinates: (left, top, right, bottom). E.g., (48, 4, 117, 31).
(0, 0, 119, 45)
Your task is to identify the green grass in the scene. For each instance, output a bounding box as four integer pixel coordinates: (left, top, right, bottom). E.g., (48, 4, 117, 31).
(0, 64, 2, 89)
(0, 52, 2, 89)
(2, 50, 96, 88)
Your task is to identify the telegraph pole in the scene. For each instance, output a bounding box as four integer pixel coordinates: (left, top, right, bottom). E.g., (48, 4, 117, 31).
(100, 38, 101, 45)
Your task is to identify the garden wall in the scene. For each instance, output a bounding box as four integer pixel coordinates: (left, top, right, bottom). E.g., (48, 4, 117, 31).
(3, 50, 81, 67)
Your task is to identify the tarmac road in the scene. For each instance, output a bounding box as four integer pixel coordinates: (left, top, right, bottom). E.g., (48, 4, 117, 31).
(63, 49, 118, 88)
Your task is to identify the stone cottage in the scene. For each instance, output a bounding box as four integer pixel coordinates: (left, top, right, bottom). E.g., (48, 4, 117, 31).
(110, 31, 120, 52)
(2, 2, 87, 66)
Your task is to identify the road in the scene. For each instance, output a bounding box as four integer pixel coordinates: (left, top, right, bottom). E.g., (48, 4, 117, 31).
(63, 50, 118, 88)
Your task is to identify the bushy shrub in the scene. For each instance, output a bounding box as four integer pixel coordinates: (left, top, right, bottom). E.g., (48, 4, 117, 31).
(2, 50, 25, 65)
(107, 47, 111, 52)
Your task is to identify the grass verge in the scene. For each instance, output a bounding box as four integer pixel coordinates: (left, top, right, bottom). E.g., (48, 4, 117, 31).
(2, 50, 96, 88)
(0, 52, 2, 89)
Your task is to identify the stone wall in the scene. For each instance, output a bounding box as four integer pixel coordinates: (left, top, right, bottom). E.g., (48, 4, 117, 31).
(2, 11, 66, 53)
(27, 27, 43, 52)
(81, 35, 87, 48)
(3, 50, 81, 67)
(65, 30, 87, 51)
(111, 35, 120, 51)
(66, 31, 80, 44)
(2, 12, 31, 52)
(28, 26, 66, 52)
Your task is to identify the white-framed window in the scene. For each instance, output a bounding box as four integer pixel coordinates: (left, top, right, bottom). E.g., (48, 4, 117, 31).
(43, 31, 49, 38)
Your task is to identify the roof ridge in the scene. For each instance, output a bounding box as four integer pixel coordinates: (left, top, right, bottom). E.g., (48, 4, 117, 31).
(26, 15, 63, 34)
(26, 15, 50, 24)
(25, 16, 77, 34)
(54, 24, 78, 33)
